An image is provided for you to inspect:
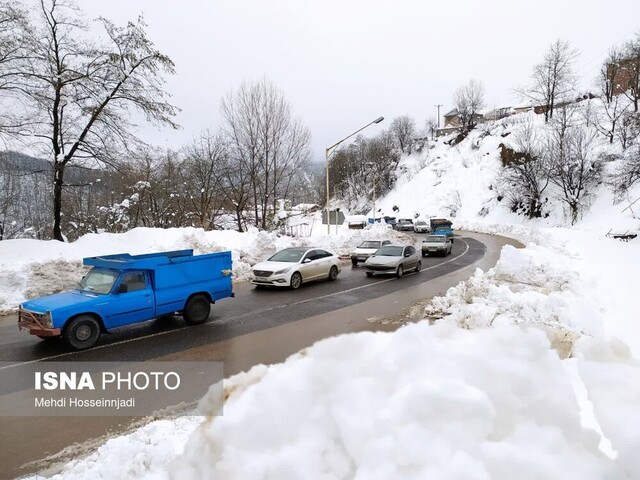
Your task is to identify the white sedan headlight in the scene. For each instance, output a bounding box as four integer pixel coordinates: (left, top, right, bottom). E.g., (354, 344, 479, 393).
(275, 267, 292, 275)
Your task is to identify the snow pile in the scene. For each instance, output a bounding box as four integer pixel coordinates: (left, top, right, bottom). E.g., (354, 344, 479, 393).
(29, 417, 203, 480)
(573, 337, 640, 477)
(170, 323, 626, 480)
(425, 242, 601, 355)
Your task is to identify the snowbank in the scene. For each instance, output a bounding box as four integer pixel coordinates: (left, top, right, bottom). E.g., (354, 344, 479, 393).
(171, 323, 628, 480)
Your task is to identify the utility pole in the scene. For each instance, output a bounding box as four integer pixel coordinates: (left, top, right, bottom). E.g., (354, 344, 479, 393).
(434, 104, 443, 128)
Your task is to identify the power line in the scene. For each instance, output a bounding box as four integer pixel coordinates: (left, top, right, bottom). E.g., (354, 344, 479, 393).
(576, 25, 639, 76)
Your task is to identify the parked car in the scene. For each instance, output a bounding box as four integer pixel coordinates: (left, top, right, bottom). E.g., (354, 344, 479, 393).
(395, 218, 414, 231)
(421, 235, 453, 257)
(252, 247, 341, 289)
(364, 244, 421, 278)
(413, 220, 430, 233)
(18, 250, 234, 350)
(350, 240, 392, 266)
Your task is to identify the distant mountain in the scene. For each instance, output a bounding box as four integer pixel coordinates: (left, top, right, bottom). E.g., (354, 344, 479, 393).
(0, 151, 51, 173)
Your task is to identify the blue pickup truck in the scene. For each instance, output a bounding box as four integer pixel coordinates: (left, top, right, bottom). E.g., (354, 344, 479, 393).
(429, 218, 455, 242)
(18, 249, 233, 350)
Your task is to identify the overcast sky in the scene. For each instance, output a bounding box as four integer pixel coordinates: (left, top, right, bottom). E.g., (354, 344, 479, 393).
(81, 0, 640, 162)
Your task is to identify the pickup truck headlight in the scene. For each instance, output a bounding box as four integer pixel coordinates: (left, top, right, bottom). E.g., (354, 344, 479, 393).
(275, 267, 292, 275)
(41, 311, 53, 328)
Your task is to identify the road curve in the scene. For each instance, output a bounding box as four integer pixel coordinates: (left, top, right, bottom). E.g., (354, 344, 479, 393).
(0, 231, 521, 479)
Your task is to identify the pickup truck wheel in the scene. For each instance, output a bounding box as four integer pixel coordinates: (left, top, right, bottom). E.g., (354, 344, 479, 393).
(290, 272, 302, 289)
(328, 265, 339, 281)
(184, 294, 211, 325)
(63, 315, 101, 350)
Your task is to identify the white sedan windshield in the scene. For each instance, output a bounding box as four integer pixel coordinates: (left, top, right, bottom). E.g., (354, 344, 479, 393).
(268, 249, 306, 262)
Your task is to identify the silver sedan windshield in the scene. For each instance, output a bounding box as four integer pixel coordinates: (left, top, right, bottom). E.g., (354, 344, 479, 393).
(376, 246, 404, 256)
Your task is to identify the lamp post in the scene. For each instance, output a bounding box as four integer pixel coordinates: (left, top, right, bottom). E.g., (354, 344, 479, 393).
(325, 116, 384, 234)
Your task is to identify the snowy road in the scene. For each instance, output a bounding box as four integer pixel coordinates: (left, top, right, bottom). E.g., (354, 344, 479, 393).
(0, 232, 519, 479)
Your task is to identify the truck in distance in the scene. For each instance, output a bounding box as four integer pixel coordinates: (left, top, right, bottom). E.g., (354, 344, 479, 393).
(429, 218, 454, 242)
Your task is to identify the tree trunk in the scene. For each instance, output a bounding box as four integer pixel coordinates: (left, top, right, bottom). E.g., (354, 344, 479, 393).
(52, 162, 65, 241)
(235, 208, 243, 232)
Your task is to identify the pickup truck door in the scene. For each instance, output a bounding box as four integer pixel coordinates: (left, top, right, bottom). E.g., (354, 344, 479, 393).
(103, 270, 155, 328)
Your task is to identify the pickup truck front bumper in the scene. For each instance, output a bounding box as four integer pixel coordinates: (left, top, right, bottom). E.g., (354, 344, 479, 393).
(18, 308, 61, 336)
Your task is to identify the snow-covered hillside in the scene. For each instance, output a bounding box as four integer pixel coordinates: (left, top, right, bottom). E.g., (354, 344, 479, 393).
(17, 105, 640, 479)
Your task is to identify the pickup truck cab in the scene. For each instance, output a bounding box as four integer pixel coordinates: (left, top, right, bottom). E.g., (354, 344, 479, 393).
(421, 235, 453, 257)
(18, 249, 233, 350)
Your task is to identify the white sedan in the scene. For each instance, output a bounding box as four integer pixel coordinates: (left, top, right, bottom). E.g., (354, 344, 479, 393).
(252, 247, 341, 289)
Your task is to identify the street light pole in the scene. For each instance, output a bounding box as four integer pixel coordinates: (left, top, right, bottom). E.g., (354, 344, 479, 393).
(325, 116, 384, 234)
(434, 104, 443, 128)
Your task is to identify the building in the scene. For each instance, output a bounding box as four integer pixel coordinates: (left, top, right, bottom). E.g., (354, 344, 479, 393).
(607, 57, 638, 96)
(483, 107, 513, 121)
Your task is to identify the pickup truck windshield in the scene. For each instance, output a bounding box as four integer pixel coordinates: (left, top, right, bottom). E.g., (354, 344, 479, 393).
(78, 269, 118, 294)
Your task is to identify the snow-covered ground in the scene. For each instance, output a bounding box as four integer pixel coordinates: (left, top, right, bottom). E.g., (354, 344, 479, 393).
(17, 106, 640, 479)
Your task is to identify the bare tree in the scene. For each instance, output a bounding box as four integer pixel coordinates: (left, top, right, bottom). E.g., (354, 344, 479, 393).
(519, 39, 578, 122)
(182, 131, 230, 229)
(425, 118, 438, 140)
(499, 120, 551, 218)
(601, 48, 624, 104)
(0, 0, 178, 240)
(0, 1, 31, 141)
(594, 52, 630, 144)
(453, 79, 485, 131)
(546, 107, 602, 224)
(221, 78, 311, 230)
(620, 34, 640, 112)
(329, 133, 399, 212)
(388, 115, 416, 154)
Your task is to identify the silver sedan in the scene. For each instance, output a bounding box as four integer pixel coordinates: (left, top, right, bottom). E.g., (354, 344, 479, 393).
(364, 244, 421, 278)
